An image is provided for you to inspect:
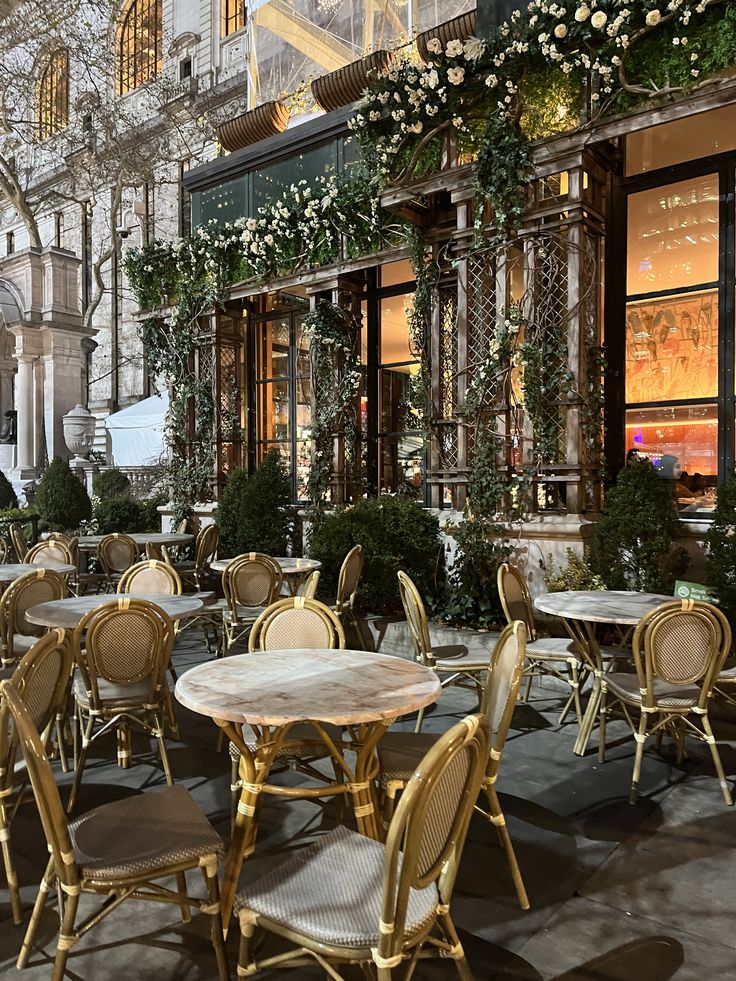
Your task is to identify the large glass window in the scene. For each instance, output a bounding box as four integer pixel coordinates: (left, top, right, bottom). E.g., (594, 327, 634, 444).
(37, 48, 69, 141)
(117, 0, 162, 96)
(251, 297, 311, 499)
(221, 0, 245, 37)
(621, 164, 728, 514)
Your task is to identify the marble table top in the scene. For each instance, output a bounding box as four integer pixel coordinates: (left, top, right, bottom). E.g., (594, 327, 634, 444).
(0, 562, 76, 580)
(210, 556, 321, 576)
(175, 649, 441, 726)
(535, 590, 672, 626)
(77, 532, 194, 551)
(26, 591, 214, 628)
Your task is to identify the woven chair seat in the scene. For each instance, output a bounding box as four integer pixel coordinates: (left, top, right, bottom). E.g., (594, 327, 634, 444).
(377, 730, 438, 784)
(70, 784, 223, 881)
(526, 637, 578, 659)
(229, 722, 343, 762)
(234, 824, 437, 948)
(434, 649, 489, 672)
(73, 674, 154, 710)
(223, 604, 265, 623)
(605, 672, 701, 708)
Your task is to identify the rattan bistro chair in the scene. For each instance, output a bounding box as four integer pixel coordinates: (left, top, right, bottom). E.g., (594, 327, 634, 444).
(236, 713, 489, 980)
(378, 621, 530, 910)
(329, 544, 364, 646)
(0, 538, 7, 564)
(399, 571, 490, 732)
(68, 599, 176, 812)
(248, 596, 346, 652)
(298, 568, 320, 599)
(8, 522, 29, 563)
(228, 597, 346, 820)
(599, 599, 732, 805)
(1, 681, 229, 981)
(97, 532, 138, 591)
(25, 539, 74, 568)
(119, 558, 183, 596)
(221, 553, 283, 652)
(0, 569, 67, 667)
(0, 630, 73, 924)
(169, 522, 219, 590)
(497, 562, 587, 725)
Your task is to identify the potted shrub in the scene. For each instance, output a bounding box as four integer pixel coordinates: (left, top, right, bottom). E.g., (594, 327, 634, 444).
(706, 474, 736, 628)
(216, 452, 293, 557)
(590, 458, 688, 592)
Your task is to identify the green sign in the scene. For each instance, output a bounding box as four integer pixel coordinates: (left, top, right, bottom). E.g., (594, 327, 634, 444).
(674, 580, 718, 604)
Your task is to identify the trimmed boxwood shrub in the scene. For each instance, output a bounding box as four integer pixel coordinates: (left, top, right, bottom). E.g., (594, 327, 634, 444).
(93, 468, 131, 500)
(309, 496, 442, 614)
(94, 493, 165, 535)
(706, 475, 736, 629)
(0, 469, 17, 509)
(36, 457, 92, 532)
(590, 458, 688, 593)
(216, 452, 293, 557)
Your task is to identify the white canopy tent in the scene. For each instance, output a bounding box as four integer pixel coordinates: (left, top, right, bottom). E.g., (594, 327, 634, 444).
(104, 392, 168, 467)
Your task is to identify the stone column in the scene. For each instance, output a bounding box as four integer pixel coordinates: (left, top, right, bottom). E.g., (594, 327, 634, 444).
(15, 354, 34, 474)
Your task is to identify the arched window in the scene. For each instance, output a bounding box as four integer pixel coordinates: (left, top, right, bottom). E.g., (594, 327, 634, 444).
(37, 48, 69, 141)
(221, 0, 245, 37)
(117, 0, 162, 96)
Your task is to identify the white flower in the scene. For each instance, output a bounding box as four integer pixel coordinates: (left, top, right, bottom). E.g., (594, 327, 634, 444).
(645, 9, 662, 25)
(485, 73, 499, 87)
(409, 121, 423, 133)
(447, 66, 466, 85)
(575, 5, 591, 21)
(555, 23, 568, 37)
(463, 37, 485, 60)
(452, 116, 464, 127)
(445, 39, 464, 57)
(591, 10, 607, 28)
(425, 37, 442, 54)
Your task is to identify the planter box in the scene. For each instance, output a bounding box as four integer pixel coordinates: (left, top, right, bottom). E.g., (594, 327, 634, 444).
(311, 51, 393, 113)
(416, 11, 477, 63)
(218, 101, 290, 153)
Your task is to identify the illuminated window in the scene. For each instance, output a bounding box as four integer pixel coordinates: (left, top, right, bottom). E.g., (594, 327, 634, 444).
(117, 0, 162, 96)
(37, 49, 69, 141)
(221, 0, 245, 37)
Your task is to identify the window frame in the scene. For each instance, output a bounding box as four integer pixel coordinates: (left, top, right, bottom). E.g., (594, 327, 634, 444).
(221, 0, 245, 38)
(116, 0, 163, 97)
(36, 47, 70, 142)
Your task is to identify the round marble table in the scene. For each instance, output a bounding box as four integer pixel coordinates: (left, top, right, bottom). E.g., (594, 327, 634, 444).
(211, 556, 322, 595)
(176, 649, 440, 929)
(26, 591, 214, 628)
(77, 532, 194, 552)
(0, 562, 76, 582)
(535, 589, 670, 755)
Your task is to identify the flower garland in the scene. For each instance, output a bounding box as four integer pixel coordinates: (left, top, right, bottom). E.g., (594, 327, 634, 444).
(350, 0, 732, 231)
(303, 302, 362, 509)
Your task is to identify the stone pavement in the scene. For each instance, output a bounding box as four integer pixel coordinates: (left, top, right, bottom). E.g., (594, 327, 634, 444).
(2, 632, 736, 981)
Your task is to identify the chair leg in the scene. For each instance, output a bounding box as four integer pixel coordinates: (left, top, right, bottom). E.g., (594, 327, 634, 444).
(68, 715, 94, 813)
(484, 784, 529, 910)
(382, 780, 402, 832)
(438, 911, 476, 981)
(52, 887, 79, 981)
(524, 667, 534, 703)
(55, 713, 69, 774)
(230, 753, 240, 825)
(175, 871, 192, 923)
(629, 713, 648, 805)
(0, 800, 22, 924)
(597, 689, 608, 764)
(18, 857, 55, 968)
(202, 862, 230, 981)
(701, 714, 734, 806)
(154, 715, 174, 786)
(413, 705, 425, 734)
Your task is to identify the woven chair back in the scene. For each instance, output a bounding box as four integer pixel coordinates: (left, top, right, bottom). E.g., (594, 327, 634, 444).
(299, 569, 320, 599)
(497, 563, 536, 641)
(119, 560, 182, 596)
(249, 597, 345, 652)
(223, 553, 282, 612)
(378, 715, 488, 960)
(1, 570, 66, 640)
(97, 533, 138, 575)
(0, 680, 79, 894)
(73, 599, 173, 708)
(335, 544, 363, 611)
(0, 630, 72, 793)
(47, 532, 79, 565)
(195, 523, 219, 571)
(0, 538, 7, 564)
(397, 571, 432, 665)
(633, 600, 731, 710)
(24, 540, 74, 567)
(481, 621, 526, 759)
(8, 523, 28, 562)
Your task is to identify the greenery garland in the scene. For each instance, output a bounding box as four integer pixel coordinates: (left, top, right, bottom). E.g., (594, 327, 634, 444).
(303, 302, 362, 508)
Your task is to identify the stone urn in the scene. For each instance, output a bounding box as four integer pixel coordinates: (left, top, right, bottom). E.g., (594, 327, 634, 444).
(62, 404, 96, 465)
